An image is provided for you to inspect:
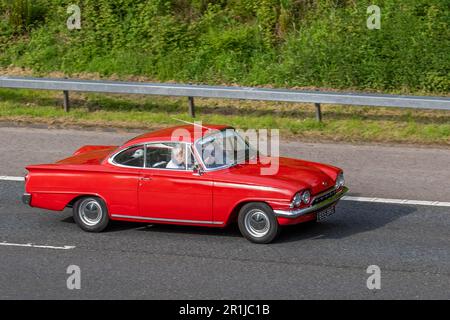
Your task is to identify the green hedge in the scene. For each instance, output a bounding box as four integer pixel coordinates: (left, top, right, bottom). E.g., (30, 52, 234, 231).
(0, 0, 448, 93)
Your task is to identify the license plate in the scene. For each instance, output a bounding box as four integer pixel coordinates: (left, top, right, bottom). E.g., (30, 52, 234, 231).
(316, 206, 336, 221)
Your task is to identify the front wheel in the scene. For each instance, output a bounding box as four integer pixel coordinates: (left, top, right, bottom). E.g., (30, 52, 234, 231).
(238, 203, 279, 244)
(73, 196, 110, 232)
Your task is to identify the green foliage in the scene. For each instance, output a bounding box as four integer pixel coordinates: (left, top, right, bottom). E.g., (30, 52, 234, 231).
(0, 0, 448, 93)
(1, 0, 48, 33)
(1, 87, 449, 144)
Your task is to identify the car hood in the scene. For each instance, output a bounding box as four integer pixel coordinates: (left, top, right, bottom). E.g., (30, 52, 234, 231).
(215, 157, 340, 195)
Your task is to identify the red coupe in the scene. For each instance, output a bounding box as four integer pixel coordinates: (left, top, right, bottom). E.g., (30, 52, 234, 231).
(23, 125, 348, 243)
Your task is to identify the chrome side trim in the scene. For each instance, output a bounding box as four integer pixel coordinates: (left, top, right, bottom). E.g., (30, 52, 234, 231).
(111, 214, 223, 225)
(213, 181, 280, 192)
(274, 186, 349, 218)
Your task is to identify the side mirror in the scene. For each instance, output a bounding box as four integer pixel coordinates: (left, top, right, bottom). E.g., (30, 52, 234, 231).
(192, 164, 204, 176)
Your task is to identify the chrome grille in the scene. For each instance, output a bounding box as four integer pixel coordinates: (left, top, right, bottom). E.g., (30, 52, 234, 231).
(312, 188, 337, 205)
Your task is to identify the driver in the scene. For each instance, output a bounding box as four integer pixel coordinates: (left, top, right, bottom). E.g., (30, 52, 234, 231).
(166, 145, 186, 169)
(203, 141, 226, 168)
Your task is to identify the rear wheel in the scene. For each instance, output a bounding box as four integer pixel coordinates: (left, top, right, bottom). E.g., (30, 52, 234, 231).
(73, 196, 109, 232)
(238, 203, 279, 244)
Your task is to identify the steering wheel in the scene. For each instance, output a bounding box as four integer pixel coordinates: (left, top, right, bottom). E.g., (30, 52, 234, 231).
(152, 161, 167, 168)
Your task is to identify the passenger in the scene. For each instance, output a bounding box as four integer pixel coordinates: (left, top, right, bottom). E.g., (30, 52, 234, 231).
(166, 145, 186, 169)
(203, 141, 226, 168)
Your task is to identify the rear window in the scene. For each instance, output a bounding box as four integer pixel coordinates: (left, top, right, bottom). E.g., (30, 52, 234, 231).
(113, 146, 144, 168)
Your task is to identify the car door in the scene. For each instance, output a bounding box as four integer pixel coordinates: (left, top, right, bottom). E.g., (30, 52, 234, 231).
(138, 142, 213, 224)
(106, 144, 145, 216)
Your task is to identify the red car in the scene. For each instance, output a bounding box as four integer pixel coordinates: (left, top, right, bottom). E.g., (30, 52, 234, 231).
(23, 125, 348, 243)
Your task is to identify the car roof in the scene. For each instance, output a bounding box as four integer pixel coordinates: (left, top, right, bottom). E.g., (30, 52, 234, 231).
(122, 124, 231, 147)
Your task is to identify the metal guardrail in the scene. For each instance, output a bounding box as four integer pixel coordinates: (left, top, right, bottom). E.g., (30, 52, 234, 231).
(1, 76, 449, 121)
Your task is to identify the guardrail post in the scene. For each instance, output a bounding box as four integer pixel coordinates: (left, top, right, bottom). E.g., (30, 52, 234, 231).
(315, 103, 322, 122)
(188, 96, 195, 117)
(63, 90, 70, 112)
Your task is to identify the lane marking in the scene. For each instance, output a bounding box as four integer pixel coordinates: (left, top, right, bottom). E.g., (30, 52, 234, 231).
(0, 242, 75, 250)
(2, 175, 450, 207)
(0, 176, 24, 182)
(342, 196, 450, 207)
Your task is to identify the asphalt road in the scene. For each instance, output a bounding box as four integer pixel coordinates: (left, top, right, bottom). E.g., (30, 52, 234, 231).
(0, 125, 449, 299)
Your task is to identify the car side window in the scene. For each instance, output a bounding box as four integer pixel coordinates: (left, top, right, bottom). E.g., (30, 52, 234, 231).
(146, 142, 195, 170)
(113, 146, 144, 168)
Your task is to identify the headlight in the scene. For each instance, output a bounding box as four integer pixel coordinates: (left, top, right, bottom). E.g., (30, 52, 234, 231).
(301, 190, 311, 204)
(292, 190, 311, 208)
(335, 172, 345, 188)
(292, 193, 302, 207)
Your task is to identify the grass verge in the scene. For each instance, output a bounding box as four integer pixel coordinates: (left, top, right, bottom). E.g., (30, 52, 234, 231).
(0, 88, 449, 146)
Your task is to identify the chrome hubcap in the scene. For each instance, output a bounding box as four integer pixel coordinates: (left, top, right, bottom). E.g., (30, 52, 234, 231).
(79, 199, 102, 226)
(244, 209, 270, 238)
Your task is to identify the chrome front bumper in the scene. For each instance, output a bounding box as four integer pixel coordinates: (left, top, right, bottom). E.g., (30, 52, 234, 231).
(274, 186, 349, 218)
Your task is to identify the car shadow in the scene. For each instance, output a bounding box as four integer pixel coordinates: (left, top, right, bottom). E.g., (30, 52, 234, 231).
(60, 215, 145, 232)
(276, 201, 417, 243)
(61, 213, 241, 236)
(61, 216, 75, 224)
(59, 201, 417, 242)
(134, 222, 243, 238)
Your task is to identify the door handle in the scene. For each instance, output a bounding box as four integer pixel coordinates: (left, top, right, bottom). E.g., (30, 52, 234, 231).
(140, 176, 152, 181)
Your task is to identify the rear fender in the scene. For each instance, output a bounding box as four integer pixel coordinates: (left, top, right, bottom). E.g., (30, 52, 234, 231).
(29, 192, 109, 212)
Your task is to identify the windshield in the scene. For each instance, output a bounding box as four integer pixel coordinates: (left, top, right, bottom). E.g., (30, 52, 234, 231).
(194, 129, 256, 170)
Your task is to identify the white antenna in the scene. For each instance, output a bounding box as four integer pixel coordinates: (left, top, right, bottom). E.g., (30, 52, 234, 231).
(171, 117, 211, 130)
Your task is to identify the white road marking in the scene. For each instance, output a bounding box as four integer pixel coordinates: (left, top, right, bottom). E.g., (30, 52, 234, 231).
(2, 175, 450, 207)
(0, 242, 75, 250)
(342, 196, 450, 207)
(0, 176, 24, 181)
